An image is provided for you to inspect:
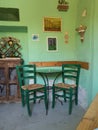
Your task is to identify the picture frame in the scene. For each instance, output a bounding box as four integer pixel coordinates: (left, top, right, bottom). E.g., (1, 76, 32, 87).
(47, 37, 58, 52)
(44, 17, 61, 32)
(32, 34, 39, 41)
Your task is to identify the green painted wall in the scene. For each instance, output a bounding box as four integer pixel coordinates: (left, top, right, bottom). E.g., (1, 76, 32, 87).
(76, 0, 98, 104)
(0, 0, 78, 63)
(75, 0, 93, 105)
(92, 0, 98, 98)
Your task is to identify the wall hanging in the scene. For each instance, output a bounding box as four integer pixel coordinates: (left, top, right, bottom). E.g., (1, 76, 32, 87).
(64, 32, 69, 43)
(0, 7, 20, 21)
(82, 9, 87, 17)
(57, 0, 69, 12)
(76, 25, 87, 42)
(44, 17, 61, 32)
(47, 37, 58, 52)
(32, 34, 39, 41)
(0, 37, 21, 58)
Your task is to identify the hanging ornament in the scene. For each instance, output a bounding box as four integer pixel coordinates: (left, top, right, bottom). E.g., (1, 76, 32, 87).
(57, 0, 69, 12)
(64, 32, 69, 43)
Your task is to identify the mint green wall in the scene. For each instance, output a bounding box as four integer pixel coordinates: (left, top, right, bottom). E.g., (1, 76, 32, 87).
(76, 0, 93, 62)
(75, 0, 93, 104)
(27, 0, 78, 62)
(92, 0, 98, 98)
(0, 0, 78, 63)
(76, 0, 98, 104)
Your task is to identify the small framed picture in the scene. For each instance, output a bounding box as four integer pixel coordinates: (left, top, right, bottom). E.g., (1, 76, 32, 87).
(47, 37, 58, 52)
(32, 34, 39, 41)
(44, 17, 61, 32)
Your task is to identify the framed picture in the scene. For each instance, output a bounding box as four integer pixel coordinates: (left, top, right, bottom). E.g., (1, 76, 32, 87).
(32, 34, 39, 41)
(47, 37, 58, 52)
(44, 17, 61, 32)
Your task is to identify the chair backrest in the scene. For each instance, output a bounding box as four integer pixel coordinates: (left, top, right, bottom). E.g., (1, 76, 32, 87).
(62, 64, 81, 87)
(16, 64, 36, 88)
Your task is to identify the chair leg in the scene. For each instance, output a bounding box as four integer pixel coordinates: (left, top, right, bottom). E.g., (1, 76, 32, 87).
(33, 91, 36, 104)
(75, 89, 78, 105)
(52, 86, 55, 108)
(21, 90, 26, 107)
(26, 91, 32, 116)
(63, 90, 66, 102)
(69, 88, 73, 114)
(44, 87, 48, 115)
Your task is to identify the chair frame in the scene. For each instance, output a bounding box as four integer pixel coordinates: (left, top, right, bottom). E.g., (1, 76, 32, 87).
(52, 64, 81, 114)
(16, 64, 48, 116)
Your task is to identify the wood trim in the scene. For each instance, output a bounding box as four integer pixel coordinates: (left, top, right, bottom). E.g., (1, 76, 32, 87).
(29, 61, 77, 67)
(29, 61, 89, 70)
(76, 61, 89, 70)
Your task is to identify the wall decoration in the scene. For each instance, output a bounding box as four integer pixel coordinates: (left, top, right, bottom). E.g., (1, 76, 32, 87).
(32, 34, 39, 41)
(64, 32, 69, 43)
(44, 17, 61, 32)
(57, 0, 69, 12)
(82, 9, 87, 17)
(76, 25, 87, 42)
(0, 7, 20, 21)
(47, 37, 58, 52)
(0, 37, 21, 58)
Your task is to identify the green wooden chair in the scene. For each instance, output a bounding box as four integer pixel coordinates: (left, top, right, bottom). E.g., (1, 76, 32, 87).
(52, 64, 81, 114)
(16, 64, 48, 116)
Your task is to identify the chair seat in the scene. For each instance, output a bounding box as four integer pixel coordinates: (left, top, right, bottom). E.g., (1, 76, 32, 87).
(55, 83, 76, 89)
(22, 84, 44, 90)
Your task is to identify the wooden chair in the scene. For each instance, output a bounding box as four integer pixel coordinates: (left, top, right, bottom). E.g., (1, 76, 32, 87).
(16, 64, 48, 116)
(52, 64, 81, 114)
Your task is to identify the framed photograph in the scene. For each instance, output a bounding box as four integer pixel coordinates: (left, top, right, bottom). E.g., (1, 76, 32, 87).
(44, 17, 61, 32)
(32, 34, 39, 41)
(47, 37, 58, 52)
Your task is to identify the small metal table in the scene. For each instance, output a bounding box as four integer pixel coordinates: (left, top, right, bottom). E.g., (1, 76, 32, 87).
(36, 67, 62, 114)
(37, 67, 62, 99)
(37, 66, 62, 88)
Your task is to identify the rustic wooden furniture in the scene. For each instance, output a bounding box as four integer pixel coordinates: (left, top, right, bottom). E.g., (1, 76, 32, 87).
(77, 94, 98, 130)
(0, 58, 22, 102)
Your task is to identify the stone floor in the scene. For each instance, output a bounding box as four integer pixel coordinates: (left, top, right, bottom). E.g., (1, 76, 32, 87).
(0, 100, 86, 130)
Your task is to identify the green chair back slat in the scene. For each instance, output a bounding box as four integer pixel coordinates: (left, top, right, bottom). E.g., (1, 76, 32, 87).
(16, 64, 36, 87)
(62, 64, 81, 86)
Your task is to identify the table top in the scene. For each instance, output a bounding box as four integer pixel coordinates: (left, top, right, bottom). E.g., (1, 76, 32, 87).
(36, 66, 62, 73)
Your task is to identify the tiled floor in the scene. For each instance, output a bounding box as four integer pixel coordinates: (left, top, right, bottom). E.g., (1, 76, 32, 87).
(0, 101, 85, 130)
